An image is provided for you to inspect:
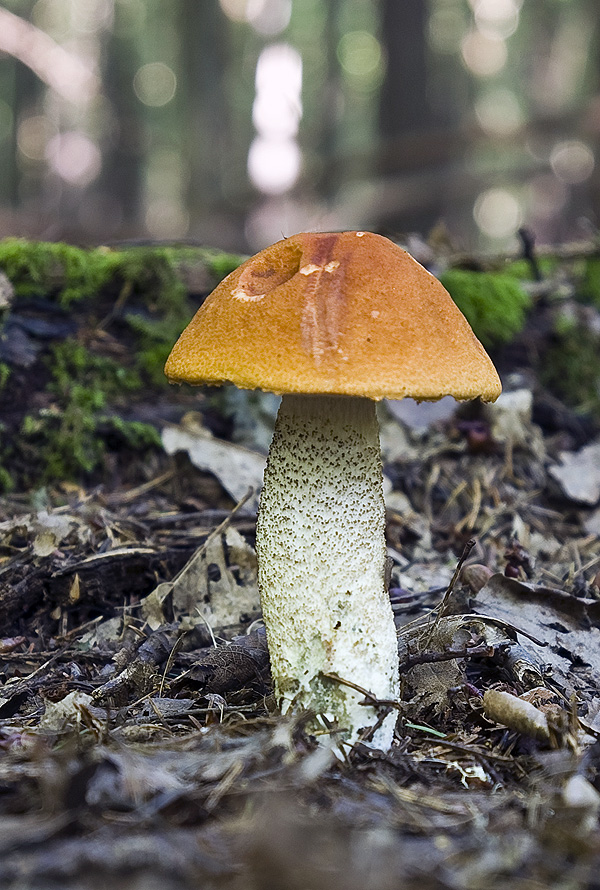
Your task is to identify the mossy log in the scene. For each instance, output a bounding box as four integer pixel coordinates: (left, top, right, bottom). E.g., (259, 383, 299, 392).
(0, 239, 244, 492)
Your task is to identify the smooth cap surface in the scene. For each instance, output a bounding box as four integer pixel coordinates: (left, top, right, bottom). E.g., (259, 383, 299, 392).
(165, 231, 502, 401)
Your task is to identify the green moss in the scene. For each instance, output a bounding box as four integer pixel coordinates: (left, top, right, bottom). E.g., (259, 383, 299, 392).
(0, 362, 10, 390)
(124, 310, 192, 387)
(541, 311, 600, 415)
(439, 268, 532, 347)
(19, 342, 150, 482)
(0, 238, 244, 309)
(24, 392, 103, 479)
(205, 249, 245, 280)
(501, 256, 558, 282)
(0, 460, 14, 493)
(580, 257, 600, 308)
(107, 416, 162, 449)
(0, 238, 245, 392)
(0, 239, 118, 304)
(0, 239, 247, 490)
(50, 341, 141, 397)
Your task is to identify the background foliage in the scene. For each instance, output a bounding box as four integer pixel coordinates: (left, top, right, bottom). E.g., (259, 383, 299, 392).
(0, 0, 597, 252)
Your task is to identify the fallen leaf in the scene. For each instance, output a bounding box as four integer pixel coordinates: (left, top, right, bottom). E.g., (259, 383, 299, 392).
(39, 691, 96, 732)
(549, 440, 600, 505)
(473, 573, 600, 698)
(142, 527, 260, 634)
(172, 527, 260, 631)
(162, 416, 265, 510)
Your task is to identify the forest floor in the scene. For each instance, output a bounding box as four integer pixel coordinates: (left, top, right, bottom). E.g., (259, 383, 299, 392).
(2, 240, 600, 889)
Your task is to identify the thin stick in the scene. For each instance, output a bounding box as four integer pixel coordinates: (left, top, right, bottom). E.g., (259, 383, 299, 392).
(323, 672, 403, 712)
(423, 538, 475, 646)
(166, 487, 255, 589)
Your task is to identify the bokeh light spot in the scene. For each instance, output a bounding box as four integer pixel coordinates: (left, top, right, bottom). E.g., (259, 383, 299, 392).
(220, 0, 291, 35)
(474, 0, 520, 39)
(475, 87, 524, 136)
(248, 0, 292, 36)
(255, 43, 302, 95)
(247, 136, 302, 195)
(550, 140, 595, 185)
(46, 131, 102, 186)
(250, 43, 302, 195)
(17, 115, 56, 161)
(474, 187, 522, 239)
(461, 29, 507, 76)
(133, 62, 177, 107)
(252, 45, 302, 139)
(253, 89, 300, 139)
(428, 5, 468, 54)
(337, 31, 383, 84)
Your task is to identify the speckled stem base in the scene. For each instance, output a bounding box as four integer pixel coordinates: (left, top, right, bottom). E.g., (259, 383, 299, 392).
(256, 394, 400, 750)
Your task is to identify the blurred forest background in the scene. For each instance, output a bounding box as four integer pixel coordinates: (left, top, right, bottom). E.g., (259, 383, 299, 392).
(0, 0, 598, 253)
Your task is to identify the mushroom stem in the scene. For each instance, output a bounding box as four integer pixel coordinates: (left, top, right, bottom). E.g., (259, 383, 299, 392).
(256, 393, 400, 749)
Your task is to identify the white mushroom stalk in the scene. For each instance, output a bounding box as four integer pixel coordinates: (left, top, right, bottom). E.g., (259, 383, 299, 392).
(256, 393, 400, 749)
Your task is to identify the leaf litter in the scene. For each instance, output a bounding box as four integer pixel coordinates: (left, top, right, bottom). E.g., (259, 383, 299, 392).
(1, 385, 600, 888)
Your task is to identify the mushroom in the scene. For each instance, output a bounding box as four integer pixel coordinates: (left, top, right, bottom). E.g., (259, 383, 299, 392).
(165, 231, 501, 750)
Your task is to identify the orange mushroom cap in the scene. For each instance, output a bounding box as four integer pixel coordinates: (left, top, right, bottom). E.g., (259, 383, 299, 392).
(165, 231, 502, 402)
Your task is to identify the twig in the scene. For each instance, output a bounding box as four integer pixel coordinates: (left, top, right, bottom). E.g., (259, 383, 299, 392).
(322, 672, 403, 712)
(3, 648, 65, 684)
(159, 632, 190, 697)
(421, 735, 519, 764)
(398, 641, 497, 674)
(423, 538, 475, 646)
(107, 469, 177, 505)
(518, 227, 542, 282)
(185, 488, 253, 559)
(161, 487, 255, 593)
